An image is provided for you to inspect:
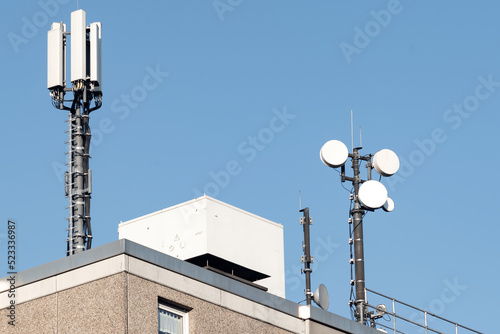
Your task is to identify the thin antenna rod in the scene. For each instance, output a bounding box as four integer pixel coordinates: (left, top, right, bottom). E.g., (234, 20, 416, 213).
(299, 190, 302, 211)
(351, 110, 354, 152)
(359, 126, 362, 148)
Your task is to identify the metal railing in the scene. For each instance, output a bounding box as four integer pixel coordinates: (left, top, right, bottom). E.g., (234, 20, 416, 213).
(364, 288, 483, 334)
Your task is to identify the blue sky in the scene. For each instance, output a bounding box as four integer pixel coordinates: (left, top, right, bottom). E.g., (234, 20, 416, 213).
(1, 0, 498, 332)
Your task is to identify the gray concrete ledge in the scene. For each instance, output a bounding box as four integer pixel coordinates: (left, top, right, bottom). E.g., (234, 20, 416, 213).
(0, 239, 379, 334)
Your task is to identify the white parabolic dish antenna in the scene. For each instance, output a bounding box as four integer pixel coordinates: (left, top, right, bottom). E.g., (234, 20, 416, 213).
(383, 197, 395, 212)
(373, 149, 400, 177)
(313, 284, 329, 310)
(358, 180, 388, 209)
(320, 140, 348, 168)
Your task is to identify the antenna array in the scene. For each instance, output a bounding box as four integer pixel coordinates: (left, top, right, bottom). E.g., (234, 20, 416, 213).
(320, 137, 399, 325)
(47, 9, 102, 255)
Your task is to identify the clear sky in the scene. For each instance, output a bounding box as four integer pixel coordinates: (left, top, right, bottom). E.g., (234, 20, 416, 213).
(1, 1, 498, 332)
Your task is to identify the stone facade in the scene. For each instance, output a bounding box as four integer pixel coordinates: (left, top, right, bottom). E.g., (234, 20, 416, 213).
(0, 272, 294, 334)
(0, 239, 380, 334)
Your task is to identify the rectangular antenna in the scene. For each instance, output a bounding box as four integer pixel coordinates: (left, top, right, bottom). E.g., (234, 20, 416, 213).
(47, 22, 65, 89)
(71, 9, 86, 82)
(89, 22, 102, 89)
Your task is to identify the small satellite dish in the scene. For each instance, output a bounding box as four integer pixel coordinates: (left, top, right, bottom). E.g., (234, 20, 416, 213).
(382, 197, 395, 212)
(320, 140, 348, 168)
(358, 180, 388, 209)
(313, 284, 329, 310)
(373, 149, 400, 177)
(376, 304, 387, 317)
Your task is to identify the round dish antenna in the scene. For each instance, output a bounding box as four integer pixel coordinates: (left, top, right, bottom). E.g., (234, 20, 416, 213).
(358, 180, 388, 209)
(373, 149, 400, 177)
(320, 140, 348, 168)
(383, 197, 395, 212)
(313, 284, 330, 310)
(376, 304, 387, 317)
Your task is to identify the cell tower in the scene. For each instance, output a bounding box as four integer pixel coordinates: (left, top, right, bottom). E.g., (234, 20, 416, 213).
(320, 138, 399, 326)
(47, 9, 102, 256)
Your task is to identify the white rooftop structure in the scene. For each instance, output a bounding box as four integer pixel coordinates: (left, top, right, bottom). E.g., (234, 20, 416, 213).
(118, 195, 285, 297)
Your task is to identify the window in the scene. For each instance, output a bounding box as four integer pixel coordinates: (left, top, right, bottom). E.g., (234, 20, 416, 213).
(158, 302, 189, 334)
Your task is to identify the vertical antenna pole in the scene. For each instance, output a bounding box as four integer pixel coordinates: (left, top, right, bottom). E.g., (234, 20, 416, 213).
(359, 126, 362, 148)
(351, 110, 354, 152)
(300, 207, 313, 306)
(72, 100, 86, 253)
(299, 190, 302, 211)
(68, 84, 92, 254)
(351, 148, 367, 324)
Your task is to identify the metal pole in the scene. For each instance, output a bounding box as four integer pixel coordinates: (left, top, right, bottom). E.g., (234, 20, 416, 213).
(301, 207, 313, 305)
(351, 148, 367, 324)
(72, 100, 85, 253)
(68, 85, 92, 255)
(392, 298, 396, 334)
(424, 311, 428, 334)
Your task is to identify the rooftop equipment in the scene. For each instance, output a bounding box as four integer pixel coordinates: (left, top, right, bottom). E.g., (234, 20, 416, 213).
(118, 195, 286, 297)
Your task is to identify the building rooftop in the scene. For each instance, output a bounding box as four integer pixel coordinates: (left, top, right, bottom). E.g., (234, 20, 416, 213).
(0, 238, 380, 334)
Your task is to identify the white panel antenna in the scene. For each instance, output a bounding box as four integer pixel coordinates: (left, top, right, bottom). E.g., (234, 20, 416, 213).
(90, 22, 102, 89)
(71, 9, 86, 83)
(47, 23, 65, 89)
